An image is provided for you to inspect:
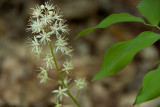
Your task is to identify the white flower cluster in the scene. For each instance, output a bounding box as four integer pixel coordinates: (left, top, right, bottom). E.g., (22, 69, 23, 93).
(27, 2, 87, 106)
(28, 2, 70, 57)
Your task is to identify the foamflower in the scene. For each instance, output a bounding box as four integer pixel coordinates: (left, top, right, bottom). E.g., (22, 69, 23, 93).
(27, 2, 86, 106)
(43, 54, 54, 69)
(62, 60, 73, 75)
(52, 86, 68, 101)
(75, 78, 87, 89)
(38, 67, 49, 83)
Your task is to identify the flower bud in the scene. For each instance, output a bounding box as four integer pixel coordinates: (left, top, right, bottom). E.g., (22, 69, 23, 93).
(41, 5, 45, 9)
(49, 11, 54, 16)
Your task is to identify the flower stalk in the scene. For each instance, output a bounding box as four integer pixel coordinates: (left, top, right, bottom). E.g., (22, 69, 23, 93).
(49, 41, 80, 107)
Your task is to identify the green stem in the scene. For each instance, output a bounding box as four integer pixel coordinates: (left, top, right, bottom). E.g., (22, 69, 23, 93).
(144, 23, 160, 30)
(76, 89, 80, 99)
(49, 42, 80, 107)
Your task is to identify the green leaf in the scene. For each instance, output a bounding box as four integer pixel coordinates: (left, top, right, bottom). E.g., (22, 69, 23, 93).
(75, 13, 144, 39)
(134, 65, 160, 105)
(92, 31, 160, 81)
(137, 0, 160, 25)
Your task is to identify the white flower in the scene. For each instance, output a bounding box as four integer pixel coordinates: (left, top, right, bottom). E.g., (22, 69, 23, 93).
(38, 67, 48, 83)
(58, 77, 72, 86)
(59, 21, 69, 34)
(52, 86, 68, 101)
(36, 30, 51, 45)
(64, 46, 73, 57)
(32, 5, 42, 18)
(40, 14, 52, 26)
(75, 78, 87, 89)
(44, 54, 54, 69)
(62, 60, 73, 75)
(55, 35, 68, 53)
(45, 2, 54, 10)
(30, 36, 39, 52)
(34, 47, 43, 58)
(53, 11, 63, 21)
(29, 18, 43, 33)
(50, 21, 60, 35)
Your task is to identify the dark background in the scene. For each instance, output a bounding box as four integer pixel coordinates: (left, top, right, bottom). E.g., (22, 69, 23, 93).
(0, 0, 160, 107)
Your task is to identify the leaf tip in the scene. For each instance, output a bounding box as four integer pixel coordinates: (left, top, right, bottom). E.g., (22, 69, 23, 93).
(92, 75, 101, 81)
(91, 77, 96, 82)
(75, 33, 81, 39)
(91, 79, 95, 82)
(133, 100, 137, 106)
(74, 36, 78, 40)
(133, 100, 141, 106)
